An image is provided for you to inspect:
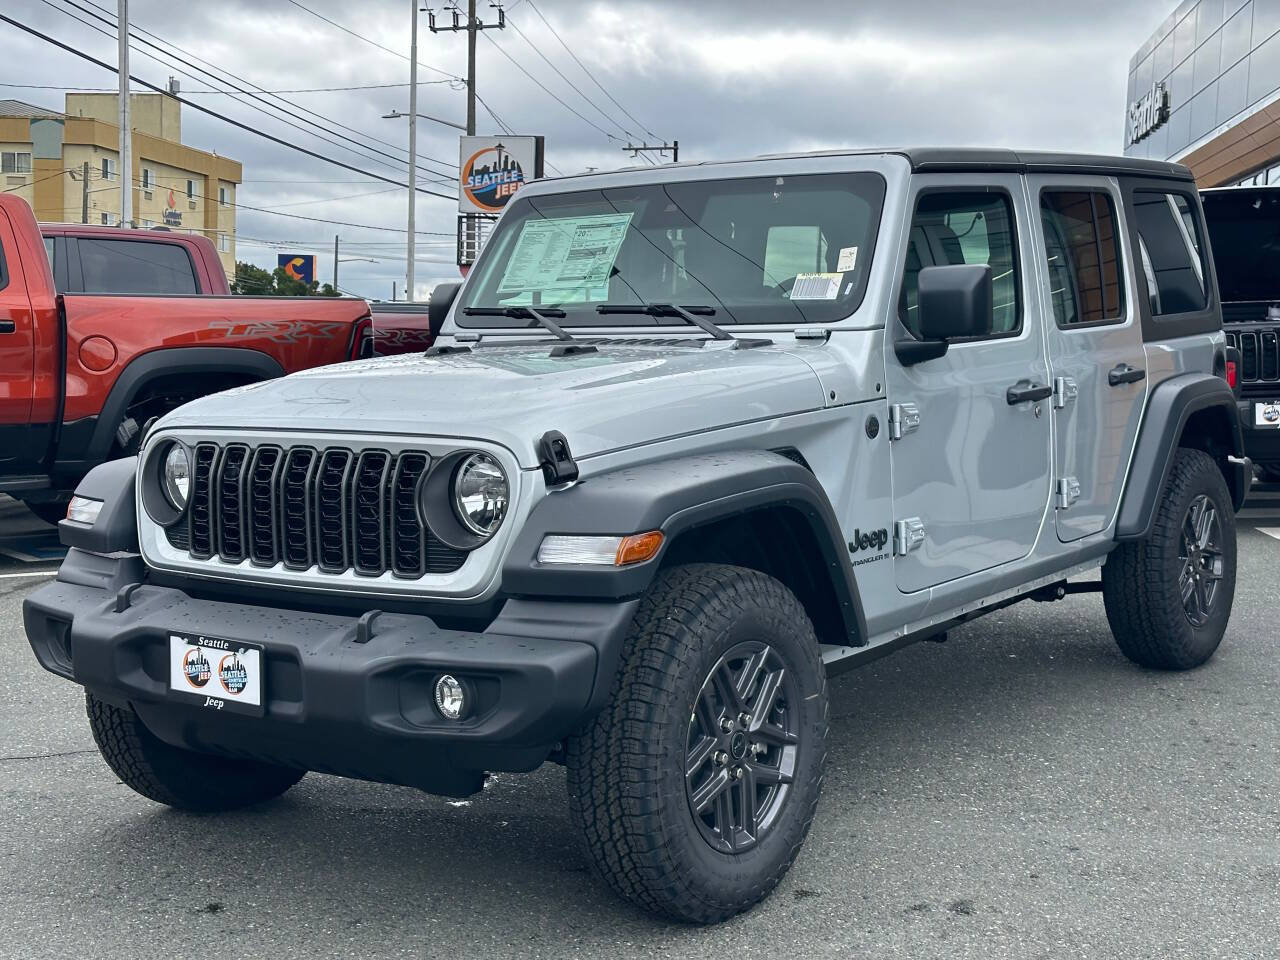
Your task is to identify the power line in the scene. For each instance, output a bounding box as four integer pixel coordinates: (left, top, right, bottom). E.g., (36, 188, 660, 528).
(0, 11, 458, 203)
(481, 30, 623, 143)
(525, 0, 659, 141)
(504, 14, 636, 141)
(282, 0, 464, 82)
(0, 80, 453, 93)
(51, 0, 459, 182)
(75, 0, 461, 171)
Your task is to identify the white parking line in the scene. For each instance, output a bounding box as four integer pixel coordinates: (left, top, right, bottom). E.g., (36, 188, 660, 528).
(0, 570, 56, 580)
(1258, 528, 1280, 542)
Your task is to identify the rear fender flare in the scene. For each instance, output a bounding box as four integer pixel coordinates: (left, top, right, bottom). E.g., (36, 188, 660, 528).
(82, 347, 284, 462)
(1115, 372, 1246, 541)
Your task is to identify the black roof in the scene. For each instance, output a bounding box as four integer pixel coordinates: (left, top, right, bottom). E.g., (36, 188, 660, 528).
(753, 148, 1194, 182)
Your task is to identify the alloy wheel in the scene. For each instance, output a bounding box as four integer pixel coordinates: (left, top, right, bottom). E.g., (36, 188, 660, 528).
(684, 641, 799, 854)
(1178, 493, 1224, 627)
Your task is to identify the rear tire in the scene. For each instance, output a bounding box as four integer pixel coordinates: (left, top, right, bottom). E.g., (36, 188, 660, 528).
(1102, 448, 1236, 670)
(1259, 463, 1280, 485)
(86, 693, 305, 811)
(565, 564, 828, 923)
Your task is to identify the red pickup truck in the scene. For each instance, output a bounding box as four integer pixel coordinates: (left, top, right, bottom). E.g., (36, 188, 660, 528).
(0, 193, 373, 522)
(40, 222, 231, 296)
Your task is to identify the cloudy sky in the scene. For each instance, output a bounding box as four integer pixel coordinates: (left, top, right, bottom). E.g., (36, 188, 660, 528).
(2, 0, 1172, 299)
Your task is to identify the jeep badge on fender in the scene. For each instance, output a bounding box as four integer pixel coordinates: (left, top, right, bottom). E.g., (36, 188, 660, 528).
(24, 148, 1247, 925)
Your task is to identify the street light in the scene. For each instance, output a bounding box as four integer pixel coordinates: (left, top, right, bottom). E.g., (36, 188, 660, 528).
(382, 110, 467, 131)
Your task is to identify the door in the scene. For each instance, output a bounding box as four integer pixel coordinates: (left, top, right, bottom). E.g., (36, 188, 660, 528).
(0, 206, 47, 475)
(1031, 178, 1146, 541)
(886, 178, 1053, 593)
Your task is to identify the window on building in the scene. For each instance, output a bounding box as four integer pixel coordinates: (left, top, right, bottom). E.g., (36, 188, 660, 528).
(218, 233, 230, 253)
(141, 168, 153, 191)
(102, 157, 116, 182)
(1, 152, 31, 174)
(1132, 191, 1208, 316)
(78, 238, 199, 295)
(186, 179, 196, 200)
(100, 212, 118, 226)
(219, 186, 229, 206)
(1039, 191, 1126, 327)
(899, 191, 1021, 338)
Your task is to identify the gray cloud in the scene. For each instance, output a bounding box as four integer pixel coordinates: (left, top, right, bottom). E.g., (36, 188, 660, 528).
(2, 0, 1172, 298)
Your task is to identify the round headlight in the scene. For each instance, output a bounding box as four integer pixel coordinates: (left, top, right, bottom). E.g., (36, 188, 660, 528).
(162, 444, 191, 510)
(452, 452, 508, 538)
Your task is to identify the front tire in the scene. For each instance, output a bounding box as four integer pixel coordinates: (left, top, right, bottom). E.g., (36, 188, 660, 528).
(86, 693, 305, 811)
(566, 564, 828, 923)
(1103, 448, 1237, 670)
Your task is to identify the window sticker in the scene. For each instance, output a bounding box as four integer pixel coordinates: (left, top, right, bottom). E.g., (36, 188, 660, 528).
(790, 272, 843, 300)
(498, 212, 634, 293)
(836, 246, 859, 272)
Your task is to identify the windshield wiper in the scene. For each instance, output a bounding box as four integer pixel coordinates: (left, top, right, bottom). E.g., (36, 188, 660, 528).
(595, 303, 736, 341)
(462, 305, 576, 341)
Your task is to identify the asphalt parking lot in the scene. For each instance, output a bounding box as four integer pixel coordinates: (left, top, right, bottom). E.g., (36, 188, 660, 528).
(1, 488, 1279, 959)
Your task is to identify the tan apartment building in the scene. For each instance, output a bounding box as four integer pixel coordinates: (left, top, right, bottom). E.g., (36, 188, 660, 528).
(0, 92, 241, 279)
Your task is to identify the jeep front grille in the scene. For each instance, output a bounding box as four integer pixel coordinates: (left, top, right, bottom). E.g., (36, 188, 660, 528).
(1225, 329, 1280, 385)
(169, 441, 466, 578)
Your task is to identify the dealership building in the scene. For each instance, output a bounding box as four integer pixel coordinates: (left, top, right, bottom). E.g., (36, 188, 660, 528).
(0, 92, 240, 278)
(1125, 0, 1280, 185)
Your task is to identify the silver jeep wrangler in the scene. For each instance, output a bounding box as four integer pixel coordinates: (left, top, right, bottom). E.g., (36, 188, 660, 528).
(25, 148, 1249, 923)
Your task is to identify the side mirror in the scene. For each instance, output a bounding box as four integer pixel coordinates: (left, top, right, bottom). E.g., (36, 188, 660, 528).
(895, 264, 994, 366)
(428, 282, 461, 339)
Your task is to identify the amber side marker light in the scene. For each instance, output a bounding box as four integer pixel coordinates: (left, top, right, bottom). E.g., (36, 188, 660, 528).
(616, 530, 664, 566)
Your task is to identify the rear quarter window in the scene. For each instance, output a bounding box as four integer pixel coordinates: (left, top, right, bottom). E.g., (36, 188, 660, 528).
(77, 238, 199, 295)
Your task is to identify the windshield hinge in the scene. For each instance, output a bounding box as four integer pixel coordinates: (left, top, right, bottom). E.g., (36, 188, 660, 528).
(793, 327, 830, 341)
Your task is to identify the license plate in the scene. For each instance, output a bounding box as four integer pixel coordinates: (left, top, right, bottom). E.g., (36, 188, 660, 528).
(1256, 402, 1280, 428)
(168, 633, 264, 716)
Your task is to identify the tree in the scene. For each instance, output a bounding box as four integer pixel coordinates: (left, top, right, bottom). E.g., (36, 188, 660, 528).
(231, 261, 342, 297)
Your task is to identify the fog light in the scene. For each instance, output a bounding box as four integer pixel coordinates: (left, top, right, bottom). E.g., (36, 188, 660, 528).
(66, 495, 103, 525)
(434, 674, 467, 720)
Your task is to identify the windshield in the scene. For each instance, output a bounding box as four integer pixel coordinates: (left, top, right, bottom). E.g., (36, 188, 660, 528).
(456, 172, 886, 328)
(1202, 188, 1280, 302)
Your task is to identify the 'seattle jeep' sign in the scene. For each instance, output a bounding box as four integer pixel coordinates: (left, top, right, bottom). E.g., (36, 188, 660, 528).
(1127, 81, 1171, 146)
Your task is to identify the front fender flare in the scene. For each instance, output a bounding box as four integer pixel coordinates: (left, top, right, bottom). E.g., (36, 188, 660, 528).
(502, 450, 867, 645)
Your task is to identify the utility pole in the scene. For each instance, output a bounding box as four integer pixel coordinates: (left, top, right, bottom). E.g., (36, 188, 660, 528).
(333, 234, 339, 290)
(427, 1, 505, 135)
(406, 0, 419, 302)
(81, 161, 89, 224)
(623, 140, 679, 163)
(117, 0, 132, 228)
(428, 2, 504, 265)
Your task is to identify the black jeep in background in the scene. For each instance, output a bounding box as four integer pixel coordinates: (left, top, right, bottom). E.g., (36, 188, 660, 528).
(1202, 186, 1280, 482)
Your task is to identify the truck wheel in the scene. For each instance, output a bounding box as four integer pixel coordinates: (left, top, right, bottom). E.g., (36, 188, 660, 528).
(565, 564, 828, 923)
(1259, 463, 1280, 484)
(86, 693, 305, 811)
(1102, 448, 1237, 670)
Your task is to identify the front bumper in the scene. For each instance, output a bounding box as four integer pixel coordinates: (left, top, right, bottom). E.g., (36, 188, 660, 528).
(24, 549, 637, 797)
(1240, 399, 1280, 465)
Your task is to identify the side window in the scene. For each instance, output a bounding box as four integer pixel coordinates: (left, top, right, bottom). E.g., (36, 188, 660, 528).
(1039, 191, 1126, 327)
(1131, 190, 1207, 316)
(77, 239, 199, 295)
(899, 191, 1019, 338)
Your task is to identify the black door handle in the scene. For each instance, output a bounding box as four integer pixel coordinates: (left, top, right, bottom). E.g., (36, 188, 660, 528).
(1108, 363, 1145, 386)
(0, 320, 14, 334)
(1006, 379, 1052, 405)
